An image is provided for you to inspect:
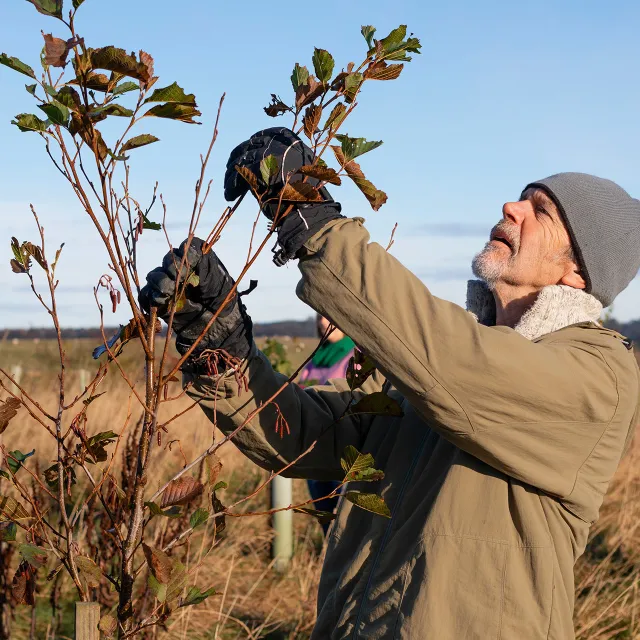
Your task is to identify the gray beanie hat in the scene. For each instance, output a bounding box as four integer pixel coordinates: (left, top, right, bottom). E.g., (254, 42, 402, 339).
(525, 172, 640, 307)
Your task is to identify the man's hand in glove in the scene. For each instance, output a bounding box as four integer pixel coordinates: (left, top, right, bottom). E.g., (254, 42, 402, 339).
(139, 237, 252, 372)
(223, 127, 344, 266)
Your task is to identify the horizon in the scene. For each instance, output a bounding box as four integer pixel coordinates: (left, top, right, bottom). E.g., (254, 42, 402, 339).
(1, 0, 638, 327)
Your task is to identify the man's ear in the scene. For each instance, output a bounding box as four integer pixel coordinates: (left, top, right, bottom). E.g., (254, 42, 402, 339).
(560, 262, 586, 289)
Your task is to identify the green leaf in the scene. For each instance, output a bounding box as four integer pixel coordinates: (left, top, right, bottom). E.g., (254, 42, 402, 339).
(112, 81, 138, 95)
(90, 47, 152, 84)
(335, 135, 383, 163)
(11, 113, 48, 133)
(0, 54, 36, 79)
(312, 48, 334, 83)
(344, 491, 391, 518)
(212, 481, 227, 492)
(38, 102, 69, 126)
(25, 0, 63, 18)
(148, 573, 168, 603)
(341, 445, 375, 475)
(25, 83, 37, 95)
(290, 63, 309, 91)
(323, 102, 347, 131)
(189, 508, 209, 529)
(0, 496, 31, 522)
(293, 507, 336, 526)
(121, 133, 159, 153)
(0, 522, 17, 541)
(145, 501, 182, 519)
(144, 81, 196, 104)
(144, 103, 201, 124)
(43, 464, 76, 491)
(380, 25, 407, 52)
(0, 470, 9, 480)
(89, 104, 134, 118)
(259, 155, 279, 186)
(55, 86, 82, 111)
(350, 391, 403, 417)
(343, 72, 363, 103)
(361, 25, 376, 49)
(72, 0, 86, 8)
(143, 215, 161, 230)
(180, 586, 217, 607)
(75, 555, 102, 588)
(19, 543, 49, 567)
(349, 175, 388, 211)
(7, 449, 35, 475)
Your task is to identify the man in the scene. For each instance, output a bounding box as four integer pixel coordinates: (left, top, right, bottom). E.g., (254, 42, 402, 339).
(141, 128, 640, 639)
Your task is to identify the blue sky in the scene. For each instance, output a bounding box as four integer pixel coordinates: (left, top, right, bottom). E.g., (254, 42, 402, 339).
(1, 0, 639, 328)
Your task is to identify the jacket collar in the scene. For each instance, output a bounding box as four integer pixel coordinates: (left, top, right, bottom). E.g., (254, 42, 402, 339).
(466, 280, 603, 341)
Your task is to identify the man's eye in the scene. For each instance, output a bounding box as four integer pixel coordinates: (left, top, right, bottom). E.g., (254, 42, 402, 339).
(534, 205, 549, 218)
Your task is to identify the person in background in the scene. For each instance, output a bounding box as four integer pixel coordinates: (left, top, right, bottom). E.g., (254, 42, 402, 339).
(299, 314, 355, 531)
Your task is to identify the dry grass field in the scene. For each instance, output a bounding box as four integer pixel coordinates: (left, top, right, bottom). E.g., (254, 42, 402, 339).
(0, 336, 639, 639)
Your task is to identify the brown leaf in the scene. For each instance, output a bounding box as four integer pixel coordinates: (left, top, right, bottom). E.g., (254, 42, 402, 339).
(139, 50, 155, 87)
(235, 165, 259, 195)
(160, 476, 204, 508)
(12, 561, 35, 606)
(330, 147, 387, 210)
(280, 181, 323, 202)
(211, 492, 226, 534)
(43, 33, 70, 67)
(350, 176, 388, 211)
(75, 555, 101, 588)
(98, 614, 117, 638)
(142, 543, 173, 584)
(365, 62, 404, 81)
(0, 496, 31, 522)
(295, 76, 324, 110)
(10, 259, 26, 274)
(302, 104, 322, 140)
(264, 94, 291, 117)
(0, 397, 21, 434)
(23, 242, 46, 269)
(206, 454, 223, 486)
(299, 165, 342, 186)
(90, 46, 151, 84)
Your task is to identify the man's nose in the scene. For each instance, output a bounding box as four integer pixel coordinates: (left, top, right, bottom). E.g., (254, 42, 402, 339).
(502, 201, 527, 225)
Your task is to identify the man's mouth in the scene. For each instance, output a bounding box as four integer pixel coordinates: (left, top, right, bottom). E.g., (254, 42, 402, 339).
(490, 232, 513, 251)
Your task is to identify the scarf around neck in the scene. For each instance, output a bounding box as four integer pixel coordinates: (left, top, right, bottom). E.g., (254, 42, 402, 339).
(312, 336, 355, 368)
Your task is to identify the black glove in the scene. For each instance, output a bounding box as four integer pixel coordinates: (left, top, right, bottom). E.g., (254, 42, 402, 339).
(224, 127, 343, 265)
(139, 238, 252, 369)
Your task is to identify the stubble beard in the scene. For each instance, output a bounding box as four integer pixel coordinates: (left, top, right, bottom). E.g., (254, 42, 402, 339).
(471, 222, 520, 288)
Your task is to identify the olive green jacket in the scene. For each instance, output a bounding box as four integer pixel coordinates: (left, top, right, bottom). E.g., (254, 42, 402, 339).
(186, 218, 640, 639)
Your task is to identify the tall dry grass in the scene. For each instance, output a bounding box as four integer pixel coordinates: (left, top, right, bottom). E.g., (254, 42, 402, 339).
(1, 338, 638, 638)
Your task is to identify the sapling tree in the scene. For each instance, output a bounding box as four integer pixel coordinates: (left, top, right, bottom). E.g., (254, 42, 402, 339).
(0, 1, 421, 636)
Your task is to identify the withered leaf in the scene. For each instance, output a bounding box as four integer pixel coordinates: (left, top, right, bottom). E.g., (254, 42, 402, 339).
(323, 102, 347, 131)
(280, 181, 323, 202)
(142, 543, 173, 584)
(0, 496, 31, 522)
(90, 47, 152, 84)
(344, 491, 391, 518)
(299, 165, 341, 186)
(98, 614, 117, 638)
(365, 61, 404, 81)
(12, 561, 36, 605)
(350, 176, 388, 211)
(160, 476, 204, 508)
(346, 348, 376, 390)
(0, 397, 21, 434)
(235, 165, 259, 195)
(206, 454, 223, 487)
(295, 76, 324, 111)
(264, 94, 291, 117)
(211, 492, 226, 534)
(75, 555, 102, 588)
(42, 33, 72, 67)
(303, 104, 322, 140)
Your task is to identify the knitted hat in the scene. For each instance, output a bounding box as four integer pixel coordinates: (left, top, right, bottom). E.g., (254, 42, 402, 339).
(525, 172, 640, 307)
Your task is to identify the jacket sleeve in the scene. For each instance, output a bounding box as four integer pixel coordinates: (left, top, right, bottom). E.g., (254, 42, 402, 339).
(184, 344, 384, 481)
(296, 217, 634, 500)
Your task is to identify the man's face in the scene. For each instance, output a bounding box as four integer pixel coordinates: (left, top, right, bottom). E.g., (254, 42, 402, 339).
(472, 188, 578, 290)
